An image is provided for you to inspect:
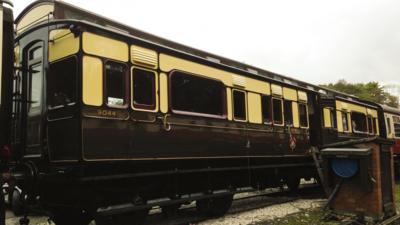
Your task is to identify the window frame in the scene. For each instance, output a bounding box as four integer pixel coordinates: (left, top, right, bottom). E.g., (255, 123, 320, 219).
(341, 111, 350, 132)
(47, 55, 78, 110)
(387, 117, 392, 136)
(261, 94, 272, 125)
(104, 59, 129, 109)
(394, 123, 400, 138)
(330, 108, 337, 129)
(169, 70, 227, 119)
(373, 118, 378, 135)
(28, 63, 43, 110)
(131, 66, 157, 112)
(394, 116, 400, 138)
(298, 102, 309, 128)
(283, 100, 294, 127)
(232, 89, 247, 122)
(27, 42, 44, 114)
(367, 116, 374, 134)
(272, 97, 284, 126)
(350, 111, 368, 134)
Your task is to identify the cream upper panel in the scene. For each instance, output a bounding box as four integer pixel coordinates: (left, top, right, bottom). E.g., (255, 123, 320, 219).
(82, 32, 129, 62)
(298, 91, 308, 102)
(49, 29, 80, 62)
(16, 3, 55, 35)
(159, 54, 270, 95)
(336, 100, 368, 114)
(283, 87, 297, 101)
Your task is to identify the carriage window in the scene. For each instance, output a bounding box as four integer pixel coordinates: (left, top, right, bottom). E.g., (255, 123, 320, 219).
(394, 116, 400, 137)
(351, 112, 367, 133)
(395, 123, 400, 137)
(367, 116, 374, 134)
(132, 68, 156, 109)
(48, 57, 77, 107)
(171, 71, 225, 117)
(233, 90, 246, 121)
(330, 109, 337, 129)
(105, 61, 127, 107)
(29, 46, 42, 60)
(387, 118, 392, 135)
(27, 44, 43, 111)
(30, 63, 43, 109)
(262, 95, 272, 124)
(284, 100, 293, 125)
(342, 112, 349, 132)
(272, 98, 283, 125)
(299, 103, 308, 127)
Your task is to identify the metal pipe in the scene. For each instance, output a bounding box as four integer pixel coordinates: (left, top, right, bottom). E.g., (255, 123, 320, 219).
(323, 178, 343, 210)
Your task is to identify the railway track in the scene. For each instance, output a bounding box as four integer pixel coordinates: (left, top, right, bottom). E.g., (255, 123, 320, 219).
(144, 183, 323, 225)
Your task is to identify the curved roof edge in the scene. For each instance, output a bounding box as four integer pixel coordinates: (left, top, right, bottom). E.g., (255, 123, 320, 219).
(15, 1, 379, 107)
(15, 0, 54, 24)
(380, 104, 400, 115)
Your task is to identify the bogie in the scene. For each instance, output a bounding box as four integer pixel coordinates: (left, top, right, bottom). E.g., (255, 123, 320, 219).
(196, 195, 234, 217)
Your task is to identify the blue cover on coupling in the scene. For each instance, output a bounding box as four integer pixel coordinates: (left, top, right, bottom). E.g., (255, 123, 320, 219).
(331, 158, 359, 178)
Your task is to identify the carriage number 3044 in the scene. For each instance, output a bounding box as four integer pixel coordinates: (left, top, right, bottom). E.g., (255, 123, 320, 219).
(97, 109, 117, 117)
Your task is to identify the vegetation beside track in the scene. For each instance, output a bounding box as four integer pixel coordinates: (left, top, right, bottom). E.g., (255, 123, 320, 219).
(262, 183, 400, 225)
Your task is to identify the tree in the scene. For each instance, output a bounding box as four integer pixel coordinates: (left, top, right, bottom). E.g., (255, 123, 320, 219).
(321, 80, 399, 108)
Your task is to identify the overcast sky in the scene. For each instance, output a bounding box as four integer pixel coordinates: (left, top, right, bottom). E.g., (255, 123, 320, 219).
(13, 0, 400, 87)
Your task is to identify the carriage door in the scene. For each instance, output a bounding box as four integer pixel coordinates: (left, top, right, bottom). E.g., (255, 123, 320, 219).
(25, 42, 44, 155)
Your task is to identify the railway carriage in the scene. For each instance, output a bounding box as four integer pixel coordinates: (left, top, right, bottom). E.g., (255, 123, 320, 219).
(0, 1, 392, 224)
(320, 95, 380, 145)
(380, 105, 400, 174)
(3, 1, 322, 223)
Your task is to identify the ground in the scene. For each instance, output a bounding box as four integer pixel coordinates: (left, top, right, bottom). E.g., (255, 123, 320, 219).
(254, 183, 400, 225)
(5, 183, 400, 225)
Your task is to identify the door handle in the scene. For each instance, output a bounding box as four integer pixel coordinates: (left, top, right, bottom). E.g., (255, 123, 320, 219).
(157, 114, 171, 131)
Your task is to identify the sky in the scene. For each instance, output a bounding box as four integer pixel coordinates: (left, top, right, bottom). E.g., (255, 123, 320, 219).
(12, 0, 400, 88)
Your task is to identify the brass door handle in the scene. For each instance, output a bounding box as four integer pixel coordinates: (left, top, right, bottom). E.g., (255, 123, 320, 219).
(158, 114, 171, 131)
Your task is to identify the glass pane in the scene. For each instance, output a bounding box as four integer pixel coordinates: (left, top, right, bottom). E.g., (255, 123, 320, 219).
(30, 64, 42, 109)
(233, 90, 246, 120)
(262, 95, 272, 123)
(29, 46, 42, 60)
(373, 118, 377, 134)
(330, 109, 337, 128)
(367, 117, 373, 133)
(171, 71, 224, 116)
(106, 62, 126, 106)
(133, 69, 155, 108)
(299, 103, 308, 127)
(394, 123, 400, 137)
(342, 112, 349, 131)
(284, 100, 293, 125)
(48, 57, 77, 107)
(387, 118, 392, 134)
(273, 98, 283, 124)
(351, 112, 367, 132)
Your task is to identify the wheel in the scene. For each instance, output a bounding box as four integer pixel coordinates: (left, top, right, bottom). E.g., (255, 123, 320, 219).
(161, 203, 181, 218)
(10, 188, 24, 216)
(286, 177, 301, 192)
(196, 194, 233, 217)
(51, 209, 93, 225)
(95, 209, 149, 225)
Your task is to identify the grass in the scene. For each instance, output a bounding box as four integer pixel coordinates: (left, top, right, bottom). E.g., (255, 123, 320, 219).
(395, 182, 400, 208)
(264, 210, 339, 225)
(256, 183, 400, 225)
